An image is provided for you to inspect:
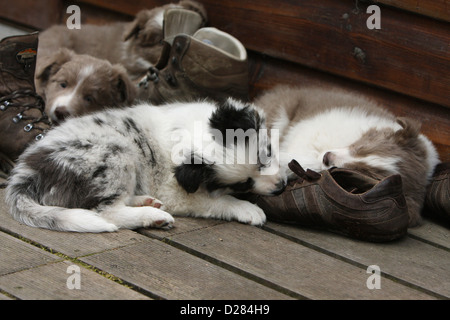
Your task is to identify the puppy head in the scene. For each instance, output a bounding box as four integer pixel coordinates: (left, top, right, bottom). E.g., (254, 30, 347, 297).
(36, 50, 136, 123)
(174, 99, 286, 196)
(321, 117, 438, 226)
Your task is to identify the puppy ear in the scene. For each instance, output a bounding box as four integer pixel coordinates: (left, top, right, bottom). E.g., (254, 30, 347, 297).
(175, 163, 207, 193)
(35, 48, 73, 94)
(209, 99, 264, 137)
(174, 154, 215, 193)
(124, 10, 162, 45)
(111, 64, 136, 104)
(395, 117, 421, 140)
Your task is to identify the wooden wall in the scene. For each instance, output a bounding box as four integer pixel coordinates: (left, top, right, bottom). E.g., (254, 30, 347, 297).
(0, 0, 448, 161)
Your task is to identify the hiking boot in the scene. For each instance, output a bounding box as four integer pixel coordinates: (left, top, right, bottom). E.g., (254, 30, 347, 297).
(424, 162, 450, 223)
(138, 27, 249, 104)
(256, 160, 409, 242)
(0, 33, 51, 180)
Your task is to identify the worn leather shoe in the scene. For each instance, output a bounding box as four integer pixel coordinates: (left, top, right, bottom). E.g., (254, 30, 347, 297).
(138, 27, 249, 104)
(424, 162, 450, 223)
(256, 160, 409, 242)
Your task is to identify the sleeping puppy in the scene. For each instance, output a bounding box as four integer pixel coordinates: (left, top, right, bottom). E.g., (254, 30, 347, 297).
(255, 85, 440, 227)
(6, 99, 286, 232)
(38, 0, 207, 80)
(35, 48, 135, 123)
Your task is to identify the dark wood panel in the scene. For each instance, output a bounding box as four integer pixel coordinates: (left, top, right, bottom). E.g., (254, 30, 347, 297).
(0, 0, 63, 29)
(248, 52, 450, 162)
(200, 0, 450, 108)
(78, 0, 450, 108)
(374, 0, 450, 22)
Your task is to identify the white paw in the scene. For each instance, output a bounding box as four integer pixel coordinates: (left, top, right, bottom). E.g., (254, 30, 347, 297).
(140, 208, 174, 230)
(233, 201, 267, 226)
(130, 195, 164, 209)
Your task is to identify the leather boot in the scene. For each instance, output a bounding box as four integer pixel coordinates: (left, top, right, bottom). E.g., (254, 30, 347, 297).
(0, 33, 51, 183)
(138, 27, 249, 104)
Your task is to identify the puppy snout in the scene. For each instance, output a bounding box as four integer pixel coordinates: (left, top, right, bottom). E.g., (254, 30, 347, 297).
(54, 106, 70, 122)
(323, 151, 335, 167)
(271, 180, 286, 195)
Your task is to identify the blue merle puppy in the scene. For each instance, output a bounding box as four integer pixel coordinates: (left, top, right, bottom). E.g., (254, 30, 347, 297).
(6, 99, 285, 232)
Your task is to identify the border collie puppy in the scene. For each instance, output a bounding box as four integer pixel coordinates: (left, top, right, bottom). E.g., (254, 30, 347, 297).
(35, 49, 135, 123)
(6, 99, 285, 232)
(255, 85, 440, 227)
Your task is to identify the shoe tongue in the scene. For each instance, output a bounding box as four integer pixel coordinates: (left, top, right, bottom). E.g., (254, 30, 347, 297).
(163, 8, 204, 44)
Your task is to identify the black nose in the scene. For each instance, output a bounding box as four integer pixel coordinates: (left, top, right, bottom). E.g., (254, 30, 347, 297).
(54, 106, 70, 122)
(323, 151, 333, 166)
(271, 180, 286, 195)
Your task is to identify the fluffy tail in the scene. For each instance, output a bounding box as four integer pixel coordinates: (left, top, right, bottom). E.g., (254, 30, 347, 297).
(5, 183, 118, 233)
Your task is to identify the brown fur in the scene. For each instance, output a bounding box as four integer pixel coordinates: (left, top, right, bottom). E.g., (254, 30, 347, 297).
(37, 1, 207, 80)
(35, 49, 135, 122)
(255, 85, 439, 227)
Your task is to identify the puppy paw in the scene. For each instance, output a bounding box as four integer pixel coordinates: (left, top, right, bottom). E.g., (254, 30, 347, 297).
(141, 209, 174, 230)
(233, 202, 267, 226)
(130, 195, 164, 209)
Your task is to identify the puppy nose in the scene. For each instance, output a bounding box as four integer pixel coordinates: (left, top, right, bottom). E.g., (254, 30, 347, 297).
(323, 151, 334, 166)
(54, 106, 70, 122)
(271, 180, 286, 195)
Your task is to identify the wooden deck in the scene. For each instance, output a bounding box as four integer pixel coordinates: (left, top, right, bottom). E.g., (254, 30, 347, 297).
(1, 187, 449, 301)
(1, 0, 449, 304)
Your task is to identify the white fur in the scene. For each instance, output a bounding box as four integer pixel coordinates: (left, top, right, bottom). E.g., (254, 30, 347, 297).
(6, 100, 284, 232)
(277, 107, 403, 173)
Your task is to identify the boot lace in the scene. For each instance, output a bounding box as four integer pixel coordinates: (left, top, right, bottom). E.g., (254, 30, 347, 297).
(0, 89, 51, 140)
(287, 160, 321, 186)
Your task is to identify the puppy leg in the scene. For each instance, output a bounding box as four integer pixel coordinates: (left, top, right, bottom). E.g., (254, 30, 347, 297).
(101, 203, 174, 230)
(176, 194, 266, 226)
(128, 195, 164, 209)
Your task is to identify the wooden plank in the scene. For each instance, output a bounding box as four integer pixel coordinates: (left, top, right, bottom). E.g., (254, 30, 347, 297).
(81, 239, 292, 300)
(248, 52, 450, 163)
(264, 222, 450, 298)
(149, 222, 436, 299)
(408, 218, 450, 250)
(138, 216, 226, 240)
(0, 260, 150, 300)
(374, 0, 450, 22)
(0, 189, 157, 257)
(0, 232, 61, 276)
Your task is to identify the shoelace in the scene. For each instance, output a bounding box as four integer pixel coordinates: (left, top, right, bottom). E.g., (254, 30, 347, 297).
(287, 160, 322, 186)
(0, 89, 51, 140)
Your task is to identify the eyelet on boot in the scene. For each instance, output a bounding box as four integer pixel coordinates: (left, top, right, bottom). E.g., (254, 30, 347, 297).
(12, 113, 23, 123)
(35, 133, 44, 141)
(1, 101, 10, 110)
(24, 123, 33, 132)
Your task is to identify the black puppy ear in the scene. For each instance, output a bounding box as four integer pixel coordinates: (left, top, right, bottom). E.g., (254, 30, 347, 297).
(209, 99, 263, 136)
(174, 163, 207, 193)
(174, 153, 216, 193)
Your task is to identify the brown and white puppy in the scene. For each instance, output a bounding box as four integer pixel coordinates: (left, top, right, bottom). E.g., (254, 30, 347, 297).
(255, 85, 440, 227)
(38, 0, 207, 80)
(35, 49, 135, 123)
